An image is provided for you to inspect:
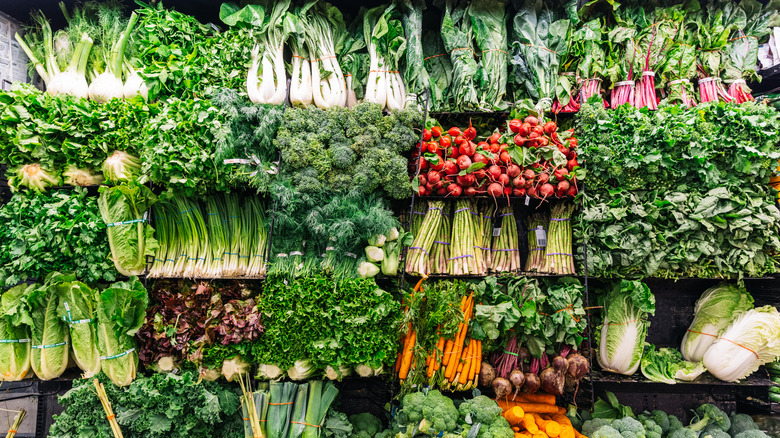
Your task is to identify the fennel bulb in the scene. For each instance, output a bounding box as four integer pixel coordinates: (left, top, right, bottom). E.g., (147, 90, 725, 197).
(123, 70, 149, 100)
(89, 11, 138, 102)
(89, 72, 124, 103)
(681, 284, 754, 362)
(596, 280, 655, 375)
(703, 305, 780, 382)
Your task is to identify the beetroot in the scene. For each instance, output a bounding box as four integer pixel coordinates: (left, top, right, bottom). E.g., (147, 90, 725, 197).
(524, 116, 538, 126)
(493, 377, 512, 399)
(507, 164, 521, 178)
(513, 176, 525, 188)
(566, 353, 589, 381)
(503, 186, 512, 196)
(554, 168, 569, 180)
(567, 158, 578, 171)
(443, 160, 459, 176)
(498, 174, 510, 186)
(539, 183, 555, 199)
(514, 134, 527, 146)
(473, 169, 487, 181)
(427, 171, 441, 185)
(509, 369, 526, 395)
(523, 169, 535, 181)
(537, 173, 550, 184)
(479, 362, 496, 387)
(448, 184, 462, 196)
(457, 155, 473, 170)
(457, 174, 476, 187)
(540, 356, 568, 395)
(557, 180, 570, 192)
(522, 373, 541, 393)
(487, 165, 502, 180)
(513, 188, 526, 197)
(527, 187, 538, 198)
(487, 183, 503, 197)
(566, 185, 578, 197)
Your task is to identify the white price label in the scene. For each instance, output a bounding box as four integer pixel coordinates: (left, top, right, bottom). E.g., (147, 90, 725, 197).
(536, 229, 547, 248)
(493, 227, 501, 237)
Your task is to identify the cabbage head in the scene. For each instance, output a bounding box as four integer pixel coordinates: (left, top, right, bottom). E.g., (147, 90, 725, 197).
(596, 280, 655, 376)
(681, 283, 754, 362)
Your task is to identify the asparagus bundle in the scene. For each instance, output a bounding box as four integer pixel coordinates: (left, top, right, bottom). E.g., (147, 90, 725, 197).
(406, 201, 446, 276)
(428, 203, 451, 275)
(474, 202, 493, 273)
(491, 205, 521, 273)
(410, 200, 427, 238)
(525, 212, 550, 273)
(546, 203, 575, 275)
(448, 200, 480, 275)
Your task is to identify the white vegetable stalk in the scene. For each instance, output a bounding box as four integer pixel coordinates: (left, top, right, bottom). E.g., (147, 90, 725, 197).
(246, 2, 290, 105)
(88, 12, 137, 102)
(307, 14, 347, 108)
(363, 6, 406, 110)
(123, 69, 148, 100)
(288, 17, 313, 107)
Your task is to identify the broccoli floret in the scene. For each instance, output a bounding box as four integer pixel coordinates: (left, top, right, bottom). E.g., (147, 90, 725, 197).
(612, 417, 645, 437)
(291, 167, 326, 194)
(645, 410, 670, 434)
(668, 415, 684, 433)
(381, 123, 419, 154)
(640, 418, 662, 438)
(458, 395, 503, 425)
(728, 413, 759, 436)
(689, 404, 731, 432)
(699, 428, 730, 438)
(324, 171, 354, 193)
(591, 425, 622, 438)
(582, 419, 614, 437)
(349, 103, 384, 137)
(397, 390, 459, 437)
(331, 145, 356, 169)
(476, 417, 514, 438)
(733, 431, 771, 438)
(349, 413, 383, 438)
(667, 428, 697, 438)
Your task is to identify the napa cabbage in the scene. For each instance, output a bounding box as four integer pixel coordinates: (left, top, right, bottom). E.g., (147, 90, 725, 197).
(640, 344, 705, 384)
(680, 284, 754, 362)
(596, 280, 655, 376)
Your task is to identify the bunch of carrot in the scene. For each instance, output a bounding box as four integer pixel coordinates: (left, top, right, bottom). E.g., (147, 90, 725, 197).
(395, 285, 482, 392)
(499, 394, 586, 438)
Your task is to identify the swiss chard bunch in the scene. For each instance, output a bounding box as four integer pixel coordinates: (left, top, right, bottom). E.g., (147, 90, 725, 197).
(0, 188, 116, 287)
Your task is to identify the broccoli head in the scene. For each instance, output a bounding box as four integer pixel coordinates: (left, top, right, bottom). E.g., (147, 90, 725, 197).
(640, 418, 662, 438)
(591, 425, 622, 438)
(349, 412, 383, 438)
(733, 431, 771, 438)
(646, 410, 670, 434)
(667, 428, 697, 438)
(331, 145, 357, 169)
(700, 428, 730, 438)
(612, 417, 645, 437)
(466, 417, 514, 438)
(668, 415, 684, 432)
(398, 390, 459, 436)
(458, 396, 503, 426)
(582, 419, 614, 437)
(728, 413, 759, 436)
(690, 404, 731, 432)
(349, 103, 384, 137)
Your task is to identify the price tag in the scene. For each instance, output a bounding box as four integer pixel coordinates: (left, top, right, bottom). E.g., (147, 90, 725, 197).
(536, 229, 547, 248)
(525, 195, 530, 206)
(493, 227, 501, 237)
(223, 158, 253, 165)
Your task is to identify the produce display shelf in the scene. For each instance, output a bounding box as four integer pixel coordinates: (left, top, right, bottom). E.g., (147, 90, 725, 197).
(590, 368, 773, 388)
(403, 272, 583, 279)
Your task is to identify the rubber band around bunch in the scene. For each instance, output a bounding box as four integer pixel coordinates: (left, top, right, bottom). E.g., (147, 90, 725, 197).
(101, 348, 135, 360)
(718, 337, 759, 359)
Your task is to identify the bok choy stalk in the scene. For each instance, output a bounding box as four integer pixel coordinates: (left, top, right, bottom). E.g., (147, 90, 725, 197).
(0, 284, 32, 382)
(98, 182, 158, 277)
(363, 4, 407, 111)
(306, 1, 349, 109)
(15, 12, 93, 98)
(340, 10, 369, 107)
(96, 277, 147, 387)
(221, 1, 291, 105)
(287, 6, 314, 107)
(54, 275, 100, 378)
(88, 12, 138, 103)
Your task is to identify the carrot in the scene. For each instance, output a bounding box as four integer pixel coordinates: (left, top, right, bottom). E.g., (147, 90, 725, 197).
(446, 293, 474, 380)
(521, 415, 539, 434)
(559, 426, 575, 438)
(515, 393, 556, 405)
(497, 402, 564, 415)
(443, 296, 467, 367)
(512, 427, 521, 433)
(398, 330, 416, 380)
(551, 415, 572, 428)
(459, 339, 474, 385)
(536, 418, 561, 438)
(532, 433, 548, 438)
(470, 339, 481, 382)
(503, 406, 525, 426)
(516, 433, 532, 438)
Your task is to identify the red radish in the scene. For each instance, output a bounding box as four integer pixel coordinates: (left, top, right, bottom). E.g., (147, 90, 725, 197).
(500, 151, 511, 164)
(568, 137, 578, 148)
(427, 141, 439, 153)
(425, 182, 434, 191)
(464, 120, 477, 140)
(444, 174, 457, 183)
(431, 159, 444, 171)
(518, 123, 531, 137)
(523, 169, 535, 181)
(525, 141, 538, 149)
(533, 125, 544, 136)
(423, 129, 432, 141)
(487, 165, 502, 180)
(418, 185, 426, 196)
(551, 132, 561, 144)
(538, 173, 550, 184)
(448, 184, 462, 196)
(538, 136, 549, 146)
(473, 169, 487, 181)
(460, 141, 476, 156)
(418, 157, 428, 171)
(457, 174, 476, 187)
(489, 132, 501, 144)
(543, 121, 557, 135)
(524, 116, 538, 126)
(529, 131, 540, 140)
(509, 119, 522, 133)
(489, 143, 500, 153)
(524, 179, 533, 189)
(435, 187, 447, 196)
(455, 135, 466, 145)
(503, 187, 512, 196)
(567, 150, 577, 160)
(477, 141, 489, 149)
(440, 136, 451, 148)
(557, 188, 565, 198)
(539, 183, 555, 198)
(449, 145, 460, 158)
(473, 153, 489, 165)
(514, 188, 526, 197)
(499, 143, 508, 152)
(554, 168, 569, 180)
(498, 174, 510, 186)
(514, 134, 527, 146)
(428, 171, 441, 185)
(457, 155, 473, 170)
(507, 164, 521, 178)
(567, 158, 578, 171)
(464, 186, 477, 197)
(431, 126, 442, 138)
(449, 127, 462, 137)
(557, 180, 570, 192)
(418, 174, 427, 186)
(513, 176, 525, 187)
(558, 146, 570, 157)
(566, 185, 578, 197)
(487, 183, 503, 197)
(527, 186, 538, 198)
(433, 180, 443, 190)
(532, 162, 542, 169)
(443, 160, 459, 176)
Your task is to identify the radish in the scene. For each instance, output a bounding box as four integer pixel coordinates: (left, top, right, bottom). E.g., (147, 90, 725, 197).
(449, 127, 462, 137)
(538, 173, 550, 184)
(514, 134, 527, 146)
(428, 171, 441, 185)
(457, 174, 476, 187)
(524, 180, 533, 189)
(457, 155, 472, 170)
(418, 157, 428, 171)
(498, 174, 510, 186)
(425, 182, 434, 191)
(533, 125, 544, 136)
(557, 180, 570, 192)
(473, 169, 487, 181)
(567, 158, 578, 171)
(558, 146, 570, 157)
(500, 151, 511, 164)
(473, 153, 489, 165)
(524, 116, 538, 126)
(448, 184, 462, 196)
(443, 160, 459, 176)
(538, 136, 549, 146)
(454, 134, 466, 145)
(539, 183, 555, 199)
(418, 185, 426, 196)
(444, 174, 457, 183)
(513, 176, 525, 187)
(567, 150, 577, 160)
(433, 180, 443, 190)
(554, 168, 569, 180)
(523, 169, 535, 181)
(435, 187, 447, 195)
(507, 164, 521, 178)
(460, 141, 476, 156)
(464, 186, 477, 197)
(543, 121, 557, 135)
(527, 187, 538, 198)
(529, 131, 540, 140)
(566, 185, 578, 197)
(464, 119, 477, 140)
(487, 183, 503, 197)
(418, 174, 427, 186)
(449, 146, 460, 158)
(503, 187, 512, 196)
(487, 165, 502, 180)
(518, 123, 531, 136)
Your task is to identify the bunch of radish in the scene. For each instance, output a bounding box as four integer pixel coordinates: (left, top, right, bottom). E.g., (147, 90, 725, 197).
(411, 116, 581, 199)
